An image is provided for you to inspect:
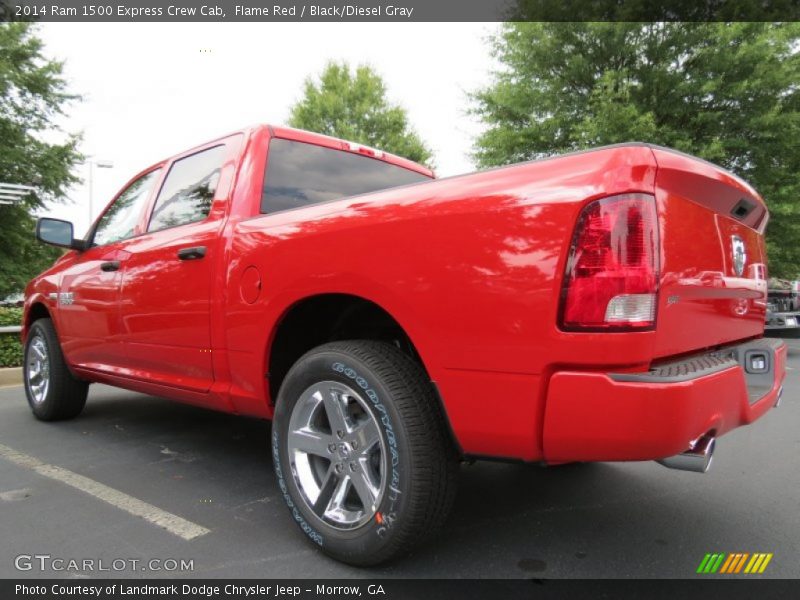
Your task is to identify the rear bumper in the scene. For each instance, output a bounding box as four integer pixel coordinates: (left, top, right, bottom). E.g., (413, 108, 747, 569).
(542, 338, 786, 463)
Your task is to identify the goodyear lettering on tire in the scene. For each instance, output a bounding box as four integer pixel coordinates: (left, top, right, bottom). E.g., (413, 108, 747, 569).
(273, 429, 324, 546)
(332, 361, 401, 536)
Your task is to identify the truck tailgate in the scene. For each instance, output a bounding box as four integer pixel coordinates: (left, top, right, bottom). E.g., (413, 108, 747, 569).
(652, 147, 768, 358)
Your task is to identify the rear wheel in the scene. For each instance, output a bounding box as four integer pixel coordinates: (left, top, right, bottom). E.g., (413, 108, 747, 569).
(272, 340, 458, 566)
(24, 318, 88, 421)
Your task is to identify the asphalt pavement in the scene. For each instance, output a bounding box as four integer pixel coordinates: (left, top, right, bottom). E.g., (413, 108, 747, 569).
(1, 342, 798, 579)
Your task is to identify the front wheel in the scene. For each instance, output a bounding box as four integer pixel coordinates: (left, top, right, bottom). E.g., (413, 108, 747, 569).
(24, 318, 88, 421)
(272, 340, 458, 566)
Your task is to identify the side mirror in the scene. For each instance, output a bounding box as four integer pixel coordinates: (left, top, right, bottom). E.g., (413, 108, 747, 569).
(36, 218, 86, 251)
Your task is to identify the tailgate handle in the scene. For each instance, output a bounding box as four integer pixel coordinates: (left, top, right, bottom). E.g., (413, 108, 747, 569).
(731, 198, 755, 220)
(177, 246, 207, 261)
(100, 261, 120, 272)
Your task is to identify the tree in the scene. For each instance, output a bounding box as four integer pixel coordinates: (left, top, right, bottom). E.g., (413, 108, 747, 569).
(0, 23, 82, 298)
(472, 23, 800, 278)
(288, 62, 433, 166)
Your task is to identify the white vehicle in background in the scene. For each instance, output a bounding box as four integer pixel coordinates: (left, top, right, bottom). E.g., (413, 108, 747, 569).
(766, 279, 800, 337)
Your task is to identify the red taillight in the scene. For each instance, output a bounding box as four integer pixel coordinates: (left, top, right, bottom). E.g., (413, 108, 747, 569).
(560, 193, 659, 331)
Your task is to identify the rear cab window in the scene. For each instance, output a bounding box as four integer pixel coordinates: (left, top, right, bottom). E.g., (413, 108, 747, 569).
(261, 138, 432, 214)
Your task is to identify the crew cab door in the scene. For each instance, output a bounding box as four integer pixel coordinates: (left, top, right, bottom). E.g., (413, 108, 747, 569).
(117, 136, 241, 393)
(57, 168, 163, 372)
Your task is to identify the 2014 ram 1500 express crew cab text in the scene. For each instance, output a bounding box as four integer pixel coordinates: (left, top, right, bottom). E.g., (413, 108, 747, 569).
(23, 125, 786, 565)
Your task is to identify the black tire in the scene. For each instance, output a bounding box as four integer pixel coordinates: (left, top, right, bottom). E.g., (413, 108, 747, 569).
(272, 340, 458, 566)
(23, 318, 88, 421)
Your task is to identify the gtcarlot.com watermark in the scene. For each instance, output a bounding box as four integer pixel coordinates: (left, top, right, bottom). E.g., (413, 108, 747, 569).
(15, 554, 194, 573)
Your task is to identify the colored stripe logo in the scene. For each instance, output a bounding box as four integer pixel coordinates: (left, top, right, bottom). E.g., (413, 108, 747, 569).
(697, 553, 773, 574)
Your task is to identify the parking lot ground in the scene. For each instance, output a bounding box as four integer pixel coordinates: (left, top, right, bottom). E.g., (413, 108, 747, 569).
(1, 343, 799, 579)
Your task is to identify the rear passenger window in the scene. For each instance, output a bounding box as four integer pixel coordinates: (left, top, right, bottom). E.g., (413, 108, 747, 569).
(148, 145, 226, 232)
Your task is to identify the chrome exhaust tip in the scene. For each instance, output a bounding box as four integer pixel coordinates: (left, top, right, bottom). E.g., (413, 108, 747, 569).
(657, 435, 716, 474)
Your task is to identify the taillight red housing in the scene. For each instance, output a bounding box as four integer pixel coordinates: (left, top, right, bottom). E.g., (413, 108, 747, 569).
(559, 193, 659, 331)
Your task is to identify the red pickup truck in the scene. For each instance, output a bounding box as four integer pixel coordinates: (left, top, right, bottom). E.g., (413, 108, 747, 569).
(23, 125, 785, 565)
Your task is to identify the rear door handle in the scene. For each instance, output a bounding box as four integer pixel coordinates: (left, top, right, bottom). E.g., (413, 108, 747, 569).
(177, 246, 207, 261)
(100, 261, 120, 272)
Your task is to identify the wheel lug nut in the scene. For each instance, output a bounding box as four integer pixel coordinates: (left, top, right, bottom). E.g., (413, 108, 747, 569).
(349, 463, 357, 472)
(351, 441, 358, 450)
(328, 444, 336, 453)
(336, 430, 345, 439)
(335, 463, 343, 473)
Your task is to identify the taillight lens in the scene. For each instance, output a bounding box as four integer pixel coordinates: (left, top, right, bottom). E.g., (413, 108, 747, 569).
(560, 193, 659, 331)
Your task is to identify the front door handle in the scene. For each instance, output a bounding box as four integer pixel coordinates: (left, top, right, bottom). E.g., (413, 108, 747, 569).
(177, 246, 207, 261)
(100, 260, 120, 272)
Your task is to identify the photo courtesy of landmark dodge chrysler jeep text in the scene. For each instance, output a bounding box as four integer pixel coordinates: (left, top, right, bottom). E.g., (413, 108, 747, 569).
(23, 125, 786, 565)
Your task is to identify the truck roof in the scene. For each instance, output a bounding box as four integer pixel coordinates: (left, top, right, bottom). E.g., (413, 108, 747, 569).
(151, 124, 434, 180)
(268, 125, 435, 179)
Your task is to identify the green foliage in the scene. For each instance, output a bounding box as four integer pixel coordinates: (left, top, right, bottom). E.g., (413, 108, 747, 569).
(472, 23, 800, 278)
(0, 307, 23, 368)
(0, 338, 21, 368)
(288, 61, 433, 167)
(0, 22, 82, 298)
(0, 307, 22, 326)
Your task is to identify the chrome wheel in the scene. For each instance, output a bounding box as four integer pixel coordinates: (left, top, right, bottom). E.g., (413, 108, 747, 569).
(287, 380, 387, 530)
(26, 333, 50, 404)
